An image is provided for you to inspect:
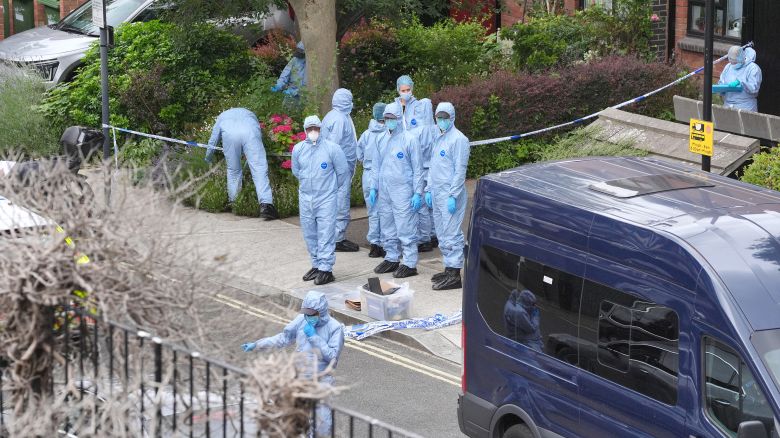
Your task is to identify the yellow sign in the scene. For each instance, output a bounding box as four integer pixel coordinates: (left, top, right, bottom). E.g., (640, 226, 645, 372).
(689, 119, 714, 157)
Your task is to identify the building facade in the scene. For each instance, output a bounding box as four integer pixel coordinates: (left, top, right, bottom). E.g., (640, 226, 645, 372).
(1, 0, 82, 41)
(672, 0, 779, 115)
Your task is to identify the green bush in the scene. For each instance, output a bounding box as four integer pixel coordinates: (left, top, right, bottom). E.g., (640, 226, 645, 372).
(0, 67, 61, 158)
(339, 21, 405, 109)
(397, 18, 492, 95)
(740, 148, 780, 191)
(502, 1, 652, 72)
(42, 20, 260, 136)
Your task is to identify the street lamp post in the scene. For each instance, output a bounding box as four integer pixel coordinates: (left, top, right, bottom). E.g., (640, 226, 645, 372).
(94, 0, 111, 203)
(701, 0, 714, 172)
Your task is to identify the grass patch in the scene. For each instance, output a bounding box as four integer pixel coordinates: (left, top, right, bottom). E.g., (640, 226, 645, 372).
(537, 127, 646, 162)
(0, 66, 61, 158)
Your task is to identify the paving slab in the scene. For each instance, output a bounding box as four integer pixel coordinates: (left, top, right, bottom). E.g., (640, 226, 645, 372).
(85, 170, 470, 364)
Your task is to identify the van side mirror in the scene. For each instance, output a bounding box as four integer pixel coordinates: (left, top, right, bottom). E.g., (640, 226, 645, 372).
(737, 421, 768, 438)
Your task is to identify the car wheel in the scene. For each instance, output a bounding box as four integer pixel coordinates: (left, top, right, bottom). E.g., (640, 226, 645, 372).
(503, 423, 533, 438)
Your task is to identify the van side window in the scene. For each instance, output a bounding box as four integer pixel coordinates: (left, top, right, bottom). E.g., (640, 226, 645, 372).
(704, 338, 778, 437)
(476, 245, 582, 363)
(581, 282, 680, 405)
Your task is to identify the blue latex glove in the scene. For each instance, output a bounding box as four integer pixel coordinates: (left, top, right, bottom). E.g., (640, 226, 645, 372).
(728, 80, 740, 87)
(270, 85, 281, 92)
(369, 189, 377, 207)
(303, 323, 316, 338)
(241, 342, 255, 352)
(424, 192, 432, 208)
(447, 196, 457, 214)
(411, 193, 422, 211)
(283, 88, 296, 96)
(204, 153, 214, 164)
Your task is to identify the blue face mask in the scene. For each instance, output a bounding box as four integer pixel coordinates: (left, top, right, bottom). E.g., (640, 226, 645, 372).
(386, 119, 399, 131)
(437, 118, 452, 132)
(305, 315, 319, 326)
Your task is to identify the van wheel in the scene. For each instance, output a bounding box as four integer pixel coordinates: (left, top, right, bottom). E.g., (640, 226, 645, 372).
(503, 423, 533, 438)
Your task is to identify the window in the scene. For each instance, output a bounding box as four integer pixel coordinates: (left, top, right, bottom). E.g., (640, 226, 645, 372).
(688, 0, 744, 40)
(581, 281, 680, 405)
(704, 338, 777, 437)
(476, 245, 582, 363)
(475, 244, 680, 405)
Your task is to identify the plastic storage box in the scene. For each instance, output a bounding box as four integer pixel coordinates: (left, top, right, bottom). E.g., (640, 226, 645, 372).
(359, 282, 414, 321)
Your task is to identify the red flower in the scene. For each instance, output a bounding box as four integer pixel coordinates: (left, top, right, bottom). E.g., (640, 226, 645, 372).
(271, 115, 283, 124)
(288, 143, 296, 152)
(281, 160, 292, 169)
(297, 132, 307, 141)
(272, 126, 283, 134)
(279, 125, 292, 132)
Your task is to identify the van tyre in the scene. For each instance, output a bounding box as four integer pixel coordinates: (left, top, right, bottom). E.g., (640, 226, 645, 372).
(503, 423, 533, 438)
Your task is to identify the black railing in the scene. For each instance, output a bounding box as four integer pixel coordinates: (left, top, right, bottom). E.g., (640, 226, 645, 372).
(0, 305, 424, 438)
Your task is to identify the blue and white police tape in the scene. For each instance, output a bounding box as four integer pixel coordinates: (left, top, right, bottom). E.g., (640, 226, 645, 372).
(103, 124, 293, 158)
(345, 310, 462, 341)
(468, 42, 754, 148)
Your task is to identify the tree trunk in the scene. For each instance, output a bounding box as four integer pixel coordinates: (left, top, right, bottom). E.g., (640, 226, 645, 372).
(288, 0, 339, 114)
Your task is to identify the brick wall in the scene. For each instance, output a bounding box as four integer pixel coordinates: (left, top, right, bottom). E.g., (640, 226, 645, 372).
(672, 0, 727, 80)
(650, 0, 669, 61)
(34, 1, 47, 28)
(60, 0, 82, 18)
(502, 0, 525, 27)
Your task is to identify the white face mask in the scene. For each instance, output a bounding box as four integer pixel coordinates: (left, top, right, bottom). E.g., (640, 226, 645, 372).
(307, 130, 320, 142)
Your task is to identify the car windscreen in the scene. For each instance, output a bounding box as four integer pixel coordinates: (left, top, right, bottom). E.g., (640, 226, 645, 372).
(56, 0, 146, 36)
(752, 329, 780, 394)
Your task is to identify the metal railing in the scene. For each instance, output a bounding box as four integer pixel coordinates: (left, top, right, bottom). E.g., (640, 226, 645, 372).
(0, 305, 423, 438)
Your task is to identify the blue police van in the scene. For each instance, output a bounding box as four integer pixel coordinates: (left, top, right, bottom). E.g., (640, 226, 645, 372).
(458, 157, 780, 438)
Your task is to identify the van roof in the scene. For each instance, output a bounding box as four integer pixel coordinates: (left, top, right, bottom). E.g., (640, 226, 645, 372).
(483, 157, 780, 331)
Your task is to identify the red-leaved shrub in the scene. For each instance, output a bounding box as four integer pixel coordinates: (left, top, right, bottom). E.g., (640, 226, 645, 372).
(431, 55, 699, 141)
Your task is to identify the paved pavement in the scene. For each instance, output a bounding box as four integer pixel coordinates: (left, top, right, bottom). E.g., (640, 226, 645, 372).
(179, 178, 478, 364)
(202, 287, 464, 437)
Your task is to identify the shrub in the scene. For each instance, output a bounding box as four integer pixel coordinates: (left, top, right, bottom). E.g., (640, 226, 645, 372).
(741, 148, 780, 191)
(339, 21, 405, 109)
(251, 29, 296, 77)
(42, 20, 260, 136)
(502, 1, 652, 72)
(432, 55, 694, 143)
(396, 18, 491, 95)
(263, 114, 306, 156)
(0, 67, 61, 158)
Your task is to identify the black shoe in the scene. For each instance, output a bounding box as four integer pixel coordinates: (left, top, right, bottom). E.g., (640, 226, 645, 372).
(393, 264, 418, 278)
(335, 239, 360, 252)
(314, 270, 335, 285)
(374, 260, 400, 274)
(418, 241, 433, 253)
(259, 203, 279, 221)
(302, 268, 319, 282)
(431, 236, 439, 248)
(433, 268, 462, 290)
(368, 244, 386, 258)
(431, 271, 447, 282)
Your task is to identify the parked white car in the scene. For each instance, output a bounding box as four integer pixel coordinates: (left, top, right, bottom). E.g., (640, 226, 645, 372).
(0, 0, 296, 86)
